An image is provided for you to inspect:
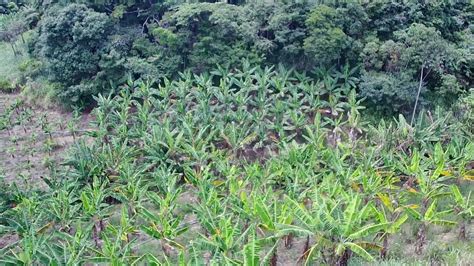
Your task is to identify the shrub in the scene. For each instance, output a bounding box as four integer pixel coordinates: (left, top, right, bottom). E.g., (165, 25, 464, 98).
(0, 78, 15, 93)
(359, 23, 462, 114)
(21, 78, 59, 108)
(304, 5, 349, 67)
(359, 71, 419, 114)
(36, 4, 112, 105)
(157, 3, 261, 73)
(18, 58, 42, 78)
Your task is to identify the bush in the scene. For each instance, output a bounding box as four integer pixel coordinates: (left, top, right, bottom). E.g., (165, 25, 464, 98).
(21, 78, 59, 108)
(0, 78, 15, 93)
(156, 3, 261, 74)
(454, 89, 474, 134)
(18, 58, 42, 78)
(36, 4, 112, 105)
(359, 71, 419, 114)
(304, 5, 349, 67)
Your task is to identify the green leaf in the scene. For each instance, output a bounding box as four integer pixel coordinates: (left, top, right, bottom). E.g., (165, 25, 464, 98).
(275, 224, 313, 237)
(255, 197, 274, 230)
(343, 196, 360, 235)
(141, 226, 162, 240)
(434, 209, 453, 219)
(344, 242, 375, 262)
(243, 233, 260, 266)
(146, 253, 162, 265)
(140, 208, 160, 223)
(285, 196, 315, 231)
(450, 185, 464, 204)
(404, 207, 422, 220)
(303, 244, 319, 266)
(348, 223, 388, 240)
(377, 193, 393, 212)
(409, 150, 420, 173)
(240, 133, 257, 147)
(389, 214, 408, 233)
(81, 192, 91, 213)
(424, 200, 437, 220)
(430, 219, 457, 226)
(174, 225, 189, 237)
(164, 238, 185, 250)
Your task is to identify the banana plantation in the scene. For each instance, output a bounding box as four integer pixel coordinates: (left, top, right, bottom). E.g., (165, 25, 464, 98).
(0, 65, 472, 265)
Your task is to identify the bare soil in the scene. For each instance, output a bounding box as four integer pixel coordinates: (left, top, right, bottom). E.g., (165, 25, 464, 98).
(0, 92, 91, 189)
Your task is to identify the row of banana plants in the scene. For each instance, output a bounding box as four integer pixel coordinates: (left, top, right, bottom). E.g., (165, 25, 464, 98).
(0, 65, 473, 265)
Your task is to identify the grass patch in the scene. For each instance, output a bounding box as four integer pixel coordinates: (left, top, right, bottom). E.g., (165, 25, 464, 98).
(0, 40, 27, 82)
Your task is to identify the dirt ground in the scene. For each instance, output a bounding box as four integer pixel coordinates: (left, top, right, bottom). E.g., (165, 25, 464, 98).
(0, 92, 91, 189)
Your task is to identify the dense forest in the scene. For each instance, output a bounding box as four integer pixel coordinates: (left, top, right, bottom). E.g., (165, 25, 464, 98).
(0, 0, 473, 265)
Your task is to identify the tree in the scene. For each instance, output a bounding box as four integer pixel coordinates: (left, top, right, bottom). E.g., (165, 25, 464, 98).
(157, 2, 260, 73)
(0, 12, 27, 55)
(394, 23, 456, 124)
(360, 23, 458, 115)
(36, 4, 112, 105)
(304, 5, 349, 67)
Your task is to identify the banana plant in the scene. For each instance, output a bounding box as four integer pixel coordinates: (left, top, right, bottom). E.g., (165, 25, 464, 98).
(194, 211, 251, 265)
(450, 185, 472, 240)
(114, 90, 132, 141)
(220, 122, 256, 158)
(284, 194, 386, 265)
(139, 184, 187, 258)
(348, 167, 398, 204)
(302, 113, 328, 150)
(65, 140, 106, 183)
(66, 108, 82, 141)
(248, 193, 293, 264)
(89, 207, 138, 265)
(44, 226, 90, 265)
(112, 163, 149, 217)
(190, 179, 252, 264)
(0, 111, 12, 135)
(179, 121, 216, 171)
(158, 121, 185, 163)
(80, 177, 112, 249)
(333, 64, 358, 92)
(0, 226, 53, 265)
(45, 186, 81, 232)
(283, 109, 307, 139)
(404, 199, 456, 255)
(269, 67, 291, 97)
(372, 193, 409, 258)
(242, 226, 261, 266)
(346, 90, 366, 142)
(399, 145, 455, 254)
(0, 196, 54, 265)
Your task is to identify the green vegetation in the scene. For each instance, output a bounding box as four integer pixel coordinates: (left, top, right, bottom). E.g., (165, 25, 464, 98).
(0, 40, 24, 91)
(1, 0, 470, 112)
(1, 65, 473, 265)
(0, 0, 473, 265)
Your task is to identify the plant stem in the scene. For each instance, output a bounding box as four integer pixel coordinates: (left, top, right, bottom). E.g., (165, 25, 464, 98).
(415, 223, 426, 255)
(381, 235, 388, 259)
(10, 43, 17, 56)
(411, 65, 425, 126)
(458, 221, 466, 240)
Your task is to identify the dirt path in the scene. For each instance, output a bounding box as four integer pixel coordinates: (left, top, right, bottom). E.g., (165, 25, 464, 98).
(0, 92, 91, 189)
